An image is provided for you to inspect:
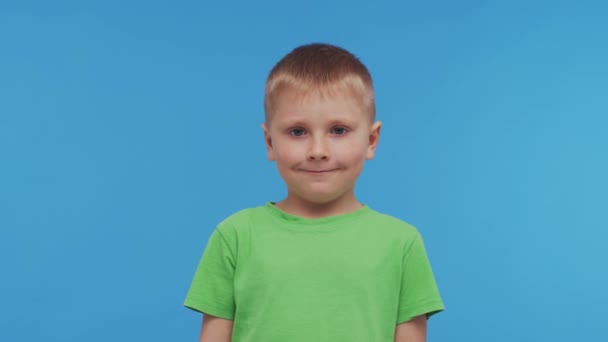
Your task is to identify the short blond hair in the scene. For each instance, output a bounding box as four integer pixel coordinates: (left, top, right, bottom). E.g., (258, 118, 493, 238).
(264, 43, 375, 122)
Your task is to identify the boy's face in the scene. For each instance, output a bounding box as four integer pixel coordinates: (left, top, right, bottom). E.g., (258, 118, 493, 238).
(262, 89, 381, 206)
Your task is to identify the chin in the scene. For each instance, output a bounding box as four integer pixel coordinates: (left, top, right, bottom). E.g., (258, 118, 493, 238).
(294, 188, 351, 205)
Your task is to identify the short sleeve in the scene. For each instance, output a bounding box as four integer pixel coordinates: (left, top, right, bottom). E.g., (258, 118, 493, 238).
(184, 228, 236, 320)
(396, 231, 445, 324)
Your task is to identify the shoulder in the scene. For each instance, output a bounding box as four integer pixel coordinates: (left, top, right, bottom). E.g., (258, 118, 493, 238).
(366, 208, 422, 244)
(213, 204, 268, 236)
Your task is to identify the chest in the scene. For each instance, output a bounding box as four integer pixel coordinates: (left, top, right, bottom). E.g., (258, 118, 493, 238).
(232, 228, 403, 304)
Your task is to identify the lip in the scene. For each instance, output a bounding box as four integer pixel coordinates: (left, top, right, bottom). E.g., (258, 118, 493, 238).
(300, 169, 338, 173)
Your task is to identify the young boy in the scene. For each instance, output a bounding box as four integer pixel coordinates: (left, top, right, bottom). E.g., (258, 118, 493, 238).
(184, 43, 444, 342)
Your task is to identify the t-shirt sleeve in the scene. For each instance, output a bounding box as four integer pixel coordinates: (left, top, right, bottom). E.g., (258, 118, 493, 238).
(396, 231, 445, 324)
(184, 227, 236, 320)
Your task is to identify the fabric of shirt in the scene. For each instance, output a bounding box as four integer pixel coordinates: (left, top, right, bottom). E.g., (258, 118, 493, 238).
(184, 202, 444, 342)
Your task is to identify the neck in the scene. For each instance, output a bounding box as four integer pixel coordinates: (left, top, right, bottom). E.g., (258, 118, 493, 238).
(275, 190, 363, 219)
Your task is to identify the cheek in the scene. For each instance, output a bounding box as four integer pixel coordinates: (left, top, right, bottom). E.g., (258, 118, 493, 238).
(273, 141, 301, 163)
(337, 139, 368, 162)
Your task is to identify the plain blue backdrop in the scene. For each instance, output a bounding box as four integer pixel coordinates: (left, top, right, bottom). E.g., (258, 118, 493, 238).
(1, 1, 606, 341)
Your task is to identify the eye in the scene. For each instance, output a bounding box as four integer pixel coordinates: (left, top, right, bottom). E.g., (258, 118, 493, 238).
(288, 128, 306, 136)
(331, 127, 348, 135)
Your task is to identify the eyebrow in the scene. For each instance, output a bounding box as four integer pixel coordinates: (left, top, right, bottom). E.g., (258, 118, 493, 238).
(327, 118, 356, 126)
(279, 118, 356, 127)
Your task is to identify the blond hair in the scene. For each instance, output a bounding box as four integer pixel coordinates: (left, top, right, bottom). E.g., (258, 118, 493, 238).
(264, 43, 375, 122)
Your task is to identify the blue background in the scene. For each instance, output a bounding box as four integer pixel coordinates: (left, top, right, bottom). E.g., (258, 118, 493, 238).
(1, 1, 606, 341)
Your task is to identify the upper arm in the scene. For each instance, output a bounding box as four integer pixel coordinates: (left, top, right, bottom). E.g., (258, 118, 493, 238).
(397, 231, 444, 323)
(199, 314, 234, 342)
(395, 315, 427, 342)
(184, 228, 237, 319)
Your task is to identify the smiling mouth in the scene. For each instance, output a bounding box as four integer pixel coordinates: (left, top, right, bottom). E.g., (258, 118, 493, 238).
(301, 169, 338, 173)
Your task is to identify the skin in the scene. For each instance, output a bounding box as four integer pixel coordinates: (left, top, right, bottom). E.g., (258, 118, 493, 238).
(395, 315, 428, 342)
(262, 89, 381, 218)
(198, 88, 427, 341)
(198, 315, 233, 342)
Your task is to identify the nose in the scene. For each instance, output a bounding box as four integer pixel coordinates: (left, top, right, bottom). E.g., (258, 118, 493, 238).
(306, 136, 329, 160)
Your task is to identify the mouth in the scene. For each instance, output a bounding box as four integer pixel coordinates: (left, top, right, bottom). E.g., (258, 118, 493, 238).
(300, 169, 338, 174)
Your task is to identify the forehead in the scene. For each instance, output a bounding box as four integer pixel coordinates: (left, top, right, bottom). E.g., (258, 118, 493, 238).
(265, 76, 375, 122)
(268, 88, 371, 126)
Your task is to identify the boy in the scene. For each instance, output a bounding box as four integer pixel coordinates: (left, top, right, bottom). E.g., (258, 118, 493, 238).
(184, 43, 444, 342)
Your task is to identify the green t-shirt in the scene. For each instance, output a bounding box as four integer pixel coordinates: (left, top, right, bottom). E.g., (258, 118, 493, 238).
(184, 202, 444, 341)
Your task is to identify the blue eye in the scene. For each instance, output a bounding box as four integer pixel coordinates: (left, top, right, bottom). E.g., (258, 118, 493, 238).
(289, 128, 305, 136)
(332, 127, 348, 135)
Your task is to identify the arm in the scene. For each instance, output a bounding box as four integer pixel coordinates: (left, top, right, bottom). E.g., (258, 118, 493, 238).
(199, 314, 234, 342)
(395, 315, 427, 342)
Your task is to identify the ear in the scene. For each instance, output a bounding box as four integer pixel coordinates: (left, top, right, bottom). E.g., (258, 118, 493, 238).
(262, 122, 276, 161)
(365, 121, 382, 160)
